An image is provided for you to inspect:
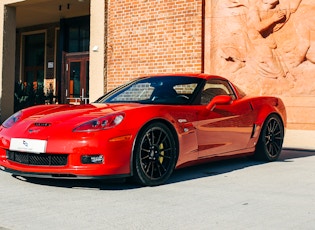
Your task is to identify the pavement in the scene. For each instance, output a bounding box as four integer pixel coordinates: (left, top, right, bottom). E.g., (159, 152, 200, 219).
(0, 143, 314, 230)
(283, 129, 315, 150)
(0, 129, 314, 230)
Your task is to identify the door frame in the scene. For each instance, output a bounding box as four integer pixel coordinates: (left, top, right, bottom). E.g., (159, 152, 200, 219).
(61, 52, 89, 104)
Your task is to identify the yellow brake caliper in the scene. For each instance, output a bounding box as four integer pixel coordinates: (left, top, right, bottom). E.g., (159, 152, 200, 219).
(158, 143, 164, 164)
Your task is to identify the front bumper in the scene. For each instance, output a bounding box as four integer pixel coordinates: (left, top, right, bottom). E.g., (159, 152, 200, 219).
(0, 165, 130, 180)
(0, 133, 135, 178)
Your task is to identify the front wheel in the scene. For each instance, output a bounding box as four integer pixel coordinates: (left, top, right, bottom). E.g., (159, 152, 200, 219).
(254, 114, 284, 161)
(133, 122, 177, 186)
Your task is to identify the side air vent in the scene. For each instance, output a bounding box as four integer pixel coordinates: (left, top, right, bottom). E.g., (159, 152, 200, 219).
(34, 123, 51, 127)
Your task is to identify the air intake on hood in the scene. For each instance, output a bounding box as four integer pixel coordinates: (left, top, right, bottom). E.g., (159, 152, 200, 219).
(34, 122, 51, 127)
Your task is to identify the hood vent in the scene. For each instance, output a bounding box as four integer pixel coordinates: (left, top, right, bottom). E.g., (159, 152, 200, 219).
(34, 122, 51, 127)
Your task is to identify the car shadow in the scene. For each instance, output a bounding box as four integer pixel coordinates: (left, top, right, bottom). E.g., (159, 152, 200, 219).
(12, 149, 315, 190)
(280, 148, 315, 161)
(168, 149, 315, 184)
(12, 175, 140, 190)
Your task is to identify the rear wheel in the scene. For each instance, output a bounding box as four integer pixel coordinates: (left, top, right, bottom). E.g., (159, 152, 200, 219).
(133, 122, 177, 186)
(254, 114, 284, 161)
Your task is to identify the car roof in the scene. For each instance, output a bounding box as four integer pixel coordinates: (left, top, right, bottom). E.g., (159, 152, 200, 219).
(145, 73, 228, 81)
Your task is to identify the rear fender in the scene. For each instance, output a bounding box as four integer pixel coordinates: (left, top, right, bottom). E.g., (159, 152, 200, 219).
(250, 97, 286, 136)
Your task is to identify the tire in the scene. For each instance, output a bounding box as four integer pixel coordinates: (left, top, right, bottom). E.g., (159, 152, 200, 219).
(133, 122, 177, 186)
(254, 114, 284, 161)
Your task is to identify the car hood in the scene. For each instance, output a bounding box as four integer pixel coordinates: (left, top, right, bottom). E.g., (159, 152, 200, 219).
(21, 103, 141, 123)
(6, 103, 147, 134)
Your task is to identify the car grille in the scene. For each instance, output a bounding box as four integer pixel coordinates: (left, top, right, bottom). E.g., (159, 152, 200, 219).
(6, 150, 68, 166)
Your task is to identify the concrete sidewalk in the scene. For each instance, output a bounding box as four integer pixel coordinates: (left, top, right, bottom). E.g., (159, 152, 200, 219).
(283, 129, 315, 150)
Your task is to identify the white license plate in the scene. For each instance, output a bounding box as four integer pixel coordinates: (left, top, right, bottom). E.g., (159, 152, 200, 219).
(9, 138, 47, 153)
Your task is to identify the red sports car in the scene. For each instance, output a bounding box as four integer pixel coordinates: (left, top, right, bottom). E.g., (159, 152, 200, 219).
(0, 74, 286, 186)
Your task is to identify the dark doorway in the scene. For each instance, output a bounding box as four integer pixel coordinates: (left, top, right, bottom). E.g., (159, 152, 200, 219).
(58, 16, 90, 104)
(23, 32, 45, 91)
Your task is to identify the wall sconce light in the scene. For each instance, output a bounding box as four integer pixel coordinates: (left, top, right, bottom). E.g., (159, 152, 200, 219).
(93, 46, 99, 52)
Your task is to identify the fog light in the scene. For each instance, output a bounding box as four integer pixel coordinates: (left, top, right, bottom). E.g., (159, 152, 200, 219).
(81, 155, 104, 164)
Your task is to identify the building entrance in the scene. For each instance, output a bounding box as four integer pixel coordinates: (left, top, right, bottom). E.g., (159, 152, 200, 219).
(64, 52, 89, 104)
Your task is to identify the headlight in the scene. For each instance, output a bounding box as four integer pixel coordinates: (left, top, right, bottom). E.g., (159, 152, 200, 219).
(2, 111, 22, 128)
(73, 112, 125, 132)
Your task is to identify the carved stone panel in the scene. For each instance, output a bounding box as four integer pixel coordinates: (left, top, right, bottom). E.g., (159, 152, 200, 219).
(205, 0, 315, 129)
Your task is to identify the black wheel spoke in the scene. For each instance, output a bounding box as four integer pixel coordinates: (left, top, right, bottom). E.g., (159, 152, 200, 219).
(145, 130, 153, 146)
(141, 148, 150, 153)
(158, 160, 167, 171)
(274, 130, 281, 136)
(150, 128, 155, 145)
(268, 144, 272, 155)
(161, 147, 172, 152)
(270, 144, 276, 156)
(156, 130, 163, 145)
(274, 142, 281, 152)
(273, 144, 279, 155)
(156, 162, 164, 177)
(159, 153, 171, 159)
(276, 136, 282, 140)
(270, 120, 278, 132)
(141, 155, 150, 161)
(160, 135, 168, 144)
(150, 162, 155, 179)
(145, 161, 152, 174)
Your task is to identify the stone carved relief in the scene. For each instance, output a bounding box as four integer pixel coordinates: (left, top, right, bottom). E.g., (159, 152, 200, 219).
(210, 0, 315, 96)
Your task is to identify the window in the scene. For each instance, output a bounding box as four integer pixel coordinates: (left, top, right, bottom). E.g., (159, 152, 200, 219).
(23, 32, 45, 89)
(68, 25, 89, 52)
(201, 79, 236, 105)
(62, 16, 90, 53)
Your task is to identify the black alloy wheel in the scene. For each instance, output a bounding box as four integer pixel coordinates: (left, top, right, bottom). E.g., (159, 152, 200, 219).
(133, 122, 177, 186)
(254, 114, 284, 161)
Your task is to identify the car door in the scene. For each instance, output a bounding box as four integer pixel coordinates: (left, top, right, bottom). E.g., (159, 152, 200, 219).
(196, 79, 254, 158)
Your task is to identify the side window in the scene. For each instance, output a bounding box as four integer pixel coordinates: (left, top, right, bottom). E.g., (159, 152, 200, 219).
(200, 79, 236, 105)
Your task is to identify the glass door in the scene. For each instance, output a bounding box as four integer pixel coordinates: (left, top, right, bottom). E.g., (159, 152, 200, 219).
(65, 53, 89, 104)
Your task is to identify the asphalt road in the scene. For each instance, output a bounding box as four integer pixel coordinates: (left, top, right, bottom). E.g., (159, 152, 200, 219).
(0, 149, 315, 230)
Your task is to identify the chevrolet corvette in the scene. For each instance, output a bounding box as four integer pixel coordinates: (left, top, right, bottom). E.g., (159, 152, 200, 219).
(0, 74, 286, 186)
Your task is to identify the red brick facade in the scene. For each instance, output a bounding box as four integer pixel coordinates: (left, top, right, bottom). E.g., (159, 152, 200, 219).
(107, 0, 203, 91)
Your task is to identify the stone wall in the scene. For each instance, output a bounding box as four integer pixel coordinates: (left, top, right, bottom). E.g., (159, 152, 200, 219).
(204, 0, 315, 129)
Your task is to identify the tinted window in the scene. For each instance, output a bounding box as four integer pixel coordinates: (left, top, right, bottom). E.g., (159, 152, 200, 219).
(97, 76, 204, 105)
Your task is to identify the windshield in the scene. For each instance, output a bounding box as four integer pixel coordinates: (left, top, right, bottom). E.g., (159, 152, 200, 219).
(95, 76, 204, 105)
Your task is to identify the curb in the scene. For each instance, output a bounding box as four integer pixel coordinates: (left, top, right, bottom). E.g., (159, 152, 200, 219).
(283, 129, 315, 151)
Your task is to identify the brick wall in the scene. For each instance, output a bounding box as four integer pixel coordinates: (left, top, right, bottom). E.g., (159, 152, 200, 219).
(107, 0, 203, 91)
